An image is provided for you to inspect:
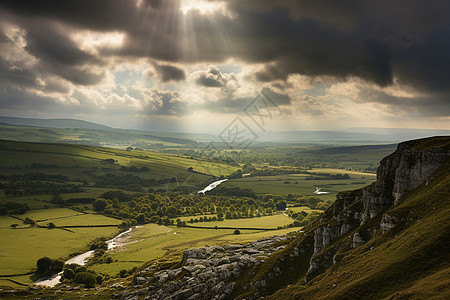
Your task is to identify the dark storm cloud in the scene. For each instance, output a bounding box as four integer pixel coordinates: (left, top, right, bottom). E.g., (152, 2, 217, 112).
(153, 63, 186, 82)
(0, 0, 449, 112)
(0, 0, 137, 31)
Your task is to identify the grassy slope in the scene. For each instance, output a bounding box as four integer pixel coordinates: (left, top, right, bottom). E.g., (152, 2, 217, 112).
(0, 139, 237, 189)
(89, 223, 299, 276)
(267, 149, 450, 299)
(0, 208, 120, 277)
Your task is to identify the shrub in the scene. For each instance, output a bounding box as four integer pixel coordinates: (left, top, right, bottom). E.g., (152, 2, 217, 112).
(63, 268, 75, 280)
(119, 269, 127, 277)
(96, 274, 103, 284)
(234, 229, 241, 235)
(75, 266, 87, 273)
(74, 272, 96, 288)
(36, 257, 63, 276)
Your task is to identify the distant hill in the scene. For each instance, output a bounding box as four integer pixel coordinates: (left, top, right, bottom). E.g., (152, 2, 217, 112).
(0, 116, 113, 130)
(259, 128, 450, 143)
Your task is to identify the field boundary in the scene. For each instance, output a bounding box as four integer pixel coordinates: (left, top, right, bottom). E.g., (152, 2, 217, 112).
(183, 224, 278, 231)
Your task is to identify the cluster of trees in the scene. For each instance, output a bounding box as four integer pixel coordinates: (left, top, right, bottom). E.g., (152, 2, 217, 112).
(287, 209, 321, 226)
(0, 172, 68, 182)
(206, 186, 256, 198)
(60, 264, 104, 288)
(120, 166, 150, 172)
(90, 190, 324, 227)
(94, 173, 175, 192)
(0, 201, 30, 215)
(304, 172, 350, 180)
(3, 181, 84, 197)
(28, 163, 59, 168)
(35, 257, 63, 277)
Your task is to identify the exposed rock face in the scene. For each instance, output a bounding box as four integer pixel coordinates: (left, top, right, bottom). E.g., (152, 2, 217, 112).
(116, 236, 288, 300)
(111, 137, 448, 300)
(304, 138, 449, 281)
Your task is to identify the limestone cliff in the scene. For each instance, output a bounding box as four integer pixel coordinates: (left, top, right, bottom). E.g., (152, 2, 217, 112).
(239, 136, 450, 299)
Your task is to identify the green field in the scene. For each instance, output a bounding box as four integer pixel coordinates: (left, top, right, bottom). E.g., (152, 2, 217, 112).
(223, 168, 376, 201)
(183, 213, 294, 229)
(89, 222, 300, 275)
(287, 206, 323, 214)
(0, 208, 120, 284)
(0, 207, 299, 286)
(0, 139, 237, 201)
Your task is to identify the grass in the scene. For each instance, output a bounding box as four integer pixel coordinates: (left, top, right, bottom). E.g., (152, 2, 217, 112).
(265, 156, 450, 299)
(223, 169, 375, 199)
(0, 139, 237, 188)
(89, 222, 300, 276)
(287, 206, 323, 214)
(184, 213, 294, 229)
(0, 208, 120, 285)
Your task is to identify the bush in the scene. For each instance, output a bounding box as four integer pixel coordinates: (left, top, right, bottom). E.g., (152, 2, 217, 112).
(74, 272, 96, 288)
(119, 269, 128, 277)
(93, 198, 108, 211)
(75, 266, 87, 273)
(63, 268, 75, 280)
(36, 257, 63, 276)
(234, 229, 241, 235)
(96, 274, 103, 284)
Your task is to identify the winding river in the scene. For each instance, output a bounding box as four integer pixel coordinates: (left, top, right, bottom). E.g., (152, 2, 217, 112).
(34, 227, 135, 287)
(34, 179, 228, 287)
(198, 179, 228, 193)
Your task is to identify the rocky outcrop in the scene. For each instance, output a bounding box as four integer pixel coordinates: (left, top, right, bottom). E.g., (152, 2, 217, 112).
(365, 139, 448, 218)
(304, 138, 449, 281)
(114, 236, 288, 300)
(111, 137, 449, 300)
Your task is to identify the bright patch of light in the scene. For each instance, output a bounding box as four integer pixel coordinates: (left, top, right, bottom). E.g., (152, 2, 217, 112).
(180, 0, 229, 16)
(72, 31, 125, 54)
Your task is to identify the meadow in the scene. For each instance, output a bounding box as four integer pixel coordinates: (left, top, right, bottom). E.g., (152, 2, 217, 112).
(89, 222, 299, 275)
(0, 208, 121, 286)
(222, 168, 376, 201)
(0, 139, 390, 289)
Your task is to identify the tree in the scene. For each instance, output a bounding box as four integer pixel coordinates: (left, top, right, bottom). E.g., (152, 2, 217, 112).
(119, 269, 127, 277)
(36, 257, 52, 274)
(36, 257, 63, 276)
(275, 201, 287, 211)
(48, 222, 56, 229)
(51, 193, 64, 206)
(10, 223, 18, 228)
(63, 268, 75, 280)
(234, 228, 240, 235)
(187, 167, 194, 172)
(136, 213, 146, 224)
(74, 272, 96, 288)
(93, 198, 108, 211)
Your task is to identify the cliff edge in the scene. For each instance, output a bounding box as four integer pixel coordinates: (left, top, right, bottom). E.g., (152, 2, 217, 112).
(234, 136, 450, 299)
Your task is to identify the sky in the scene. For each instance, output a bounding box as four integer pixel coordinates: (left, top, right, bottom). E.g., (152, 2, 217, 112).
(0, 0, 449, 133)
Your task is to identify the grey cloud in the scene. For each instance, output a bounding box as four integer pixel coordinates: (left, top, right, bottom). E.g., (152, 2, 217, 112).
(262, 88, 291, 106)
(195, 66, 235, 88)
(148, 90, 186, 116)
(153, 63, 186, 82)
(0, 0, 449, 115)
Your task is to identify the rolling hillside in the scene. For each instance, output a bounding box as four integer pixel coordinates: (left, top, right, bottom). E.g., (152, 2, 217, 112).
(0, 139, 237, 197)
